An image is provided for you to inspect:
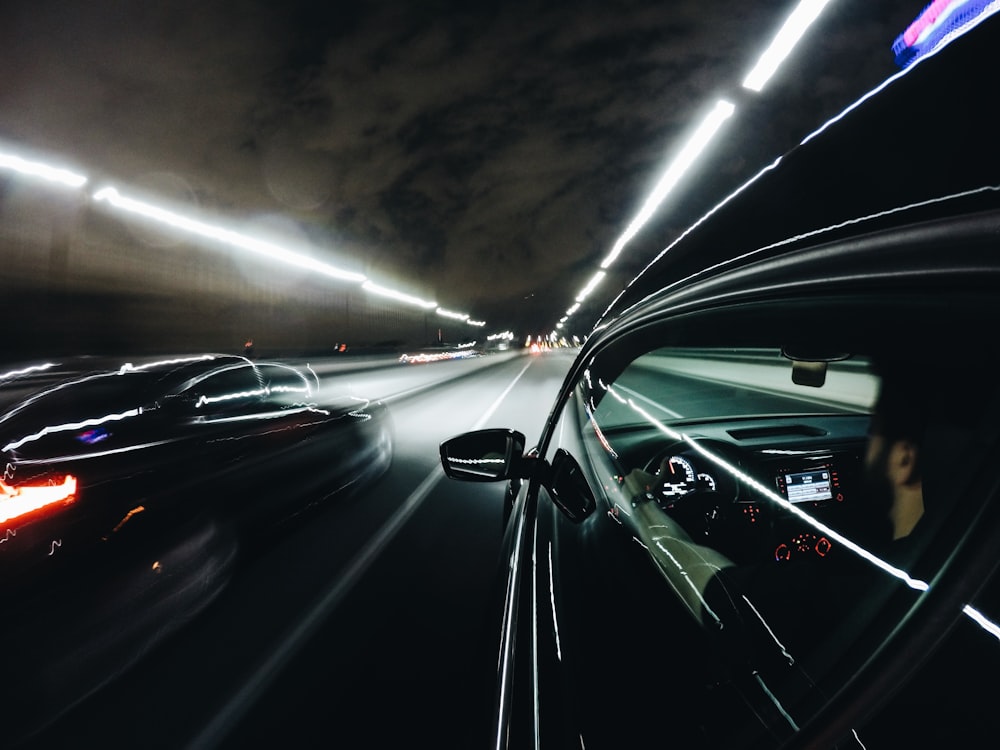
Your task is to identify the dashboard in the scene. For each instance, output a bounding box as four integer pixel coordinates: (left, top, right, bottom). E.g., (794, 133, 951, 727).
(625, 414, 870, 565)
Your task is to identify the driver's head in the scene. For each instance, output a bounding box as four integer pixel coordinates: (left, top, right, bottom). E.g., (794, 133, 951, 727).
(865, 357, 929, 541)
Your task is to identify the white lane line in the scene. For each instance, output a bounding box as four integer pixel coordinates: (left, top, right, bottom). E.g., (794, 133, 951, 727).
(188, 357, 534, 749)
(474, 360, 533, 429)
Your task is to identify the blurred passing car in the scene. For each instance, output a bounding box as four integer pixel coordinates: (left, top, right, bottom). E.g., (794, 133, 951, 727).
(440, 14, 1000, 750)
(0, 353, 392, 738)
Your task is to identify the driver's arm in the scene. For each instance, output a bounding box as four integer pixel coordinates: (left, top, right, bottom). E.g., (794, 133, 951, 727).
(623, 456, 670, 499)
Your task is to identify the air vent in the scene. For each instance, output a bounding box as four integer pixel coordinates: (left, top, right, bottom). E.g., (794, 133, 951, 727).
(727, 425, 827, 440)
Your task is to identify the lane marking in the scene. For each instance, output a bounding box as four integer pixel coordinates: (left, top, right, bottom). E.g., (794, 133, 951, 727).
(188, 356, 534, 748)
(474, 360, 533, 429)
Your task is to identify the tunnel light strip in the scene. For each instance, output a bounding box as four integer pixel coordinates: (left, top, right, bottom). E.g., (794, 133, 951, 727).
(575, 270, 606, 302)
(362, 281, 437, 309)
(436, 307, 469, 321)
(93, 187, 367, 283)
(601, 100, 735, 270)
(0, 150, 88, 188)
(2, 142, 489, 326)
(742, 0, 834, 92)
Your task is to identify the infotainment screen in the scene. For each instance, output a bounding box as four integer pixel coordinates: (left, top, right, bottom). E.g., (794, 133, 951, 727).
(783, 469, 834, 503)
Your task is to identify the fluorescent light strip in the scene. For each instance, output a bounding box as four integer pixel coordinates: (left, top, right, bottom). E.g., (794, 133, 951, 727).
(0, 150, 88, 188)
(93, 187, 367, 283)
(436, 307, 469, 321)
(362, 280, 437, 309)
(2, 146, 486, 326)
(575, 270, 607, 303)
(742, 0, 834, 93)
(601, 99, 735, 270)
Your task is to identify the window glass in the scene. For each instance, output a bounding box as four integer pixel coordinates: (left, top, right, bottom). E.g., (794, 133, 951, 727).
(256, 364, 313, 405)
(186, 365, 264, 416)
(570, 343, 999, 743)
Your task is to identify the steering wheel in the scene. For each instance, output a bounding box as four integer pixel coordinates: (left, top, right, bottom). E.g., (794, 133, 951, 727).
(642, 452, 728, 538)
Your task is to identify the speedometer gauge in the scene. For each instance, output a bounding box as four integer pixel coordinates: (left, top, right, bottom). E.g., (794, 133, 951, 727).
(660, 455, 696, 497)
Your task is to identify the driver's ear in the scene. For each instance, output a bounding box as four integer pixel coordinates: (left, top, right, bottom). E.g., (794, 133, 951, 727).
(887, 439, 920, 487)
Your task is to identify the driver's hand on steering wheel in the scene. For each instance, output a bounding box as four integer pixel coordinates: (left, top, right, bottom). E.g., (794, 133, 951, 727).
(622, 456, 672, 499)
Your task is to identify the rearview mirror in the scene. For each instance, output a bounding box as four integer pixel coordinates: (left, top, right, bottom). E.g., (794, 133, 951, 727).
(439, 429, 527, 482)
(781, 348, 852, 388)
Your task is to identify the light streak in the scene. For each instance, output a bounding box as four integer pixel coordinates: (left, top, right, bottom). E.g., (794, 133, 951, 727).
(963, 604, 1000, 640)
(194, 405, 329, 425)
(548, 542, 563, 661)
(11, 439, 176, 465)
(742, 0, 834, 92)
(119, 355, 216, 373)
(3, 408, 143, 452)
(903, 0, 969, 46)
(93, 186, 367, 283)
(361, 280, 437, 309)
(0, 363, 58, 380)
(653, 539, 726, 628)
(0, 150, 88, 188)
(601, 100, 735, 270)
(0, 475, 78, 524)
(467, 319, 486, 327)
(111, 505, 146, 534)
(601, 379, 930, 591)
(893, 1, 1000, 67)
(575, 270, 606, 303)
(196, 388, 267, 407)
(436, 307, 469, 321)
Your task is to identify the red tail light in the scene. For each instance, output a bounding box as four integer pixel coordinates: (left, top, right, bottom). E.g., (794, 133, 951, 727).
(0, 475, 78, 524)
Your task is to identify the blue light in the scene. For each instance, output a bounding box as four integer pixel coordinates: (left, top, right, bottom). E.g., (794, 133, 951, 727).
(892, 0, 1000, 68)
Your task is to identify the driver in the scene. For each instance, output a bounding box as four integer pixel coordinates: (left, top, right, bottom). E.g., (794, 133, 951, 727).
(860, 356, 928, 553)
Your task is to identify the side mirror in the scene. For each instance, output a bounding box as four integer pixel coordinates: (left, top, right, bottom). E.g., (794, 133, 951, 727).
(548, 449, 596, 522)
(440, 429, 527, 482)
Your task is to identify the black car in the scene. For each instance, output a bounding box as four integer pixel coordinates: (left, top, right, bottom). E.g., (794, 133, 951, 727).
(0, 353, 392, 739)
(441, 15, 1000, 750)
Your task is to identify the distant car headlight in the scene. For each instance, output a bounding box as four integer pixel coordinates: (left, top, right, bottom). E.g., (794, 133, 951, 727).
(0, 475, 78, 524)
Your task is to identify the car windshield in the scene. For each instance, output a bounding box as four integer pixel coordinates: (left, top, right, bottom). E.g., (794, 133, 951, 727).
(588, 347, 875, 429)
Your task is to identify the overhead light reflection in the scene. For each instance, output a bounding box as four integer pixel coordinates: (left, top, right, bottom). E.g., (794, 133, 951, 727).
(600, 380, 929, 591)
(601, 99, 735, 270)
(576, 270, 607, 302)
(0, 150, 88, 189)
(93, 187, 367, 283)
(361, 281, 437, 309)
(742, 0, 834, 92)
(436, 307, 469, 321)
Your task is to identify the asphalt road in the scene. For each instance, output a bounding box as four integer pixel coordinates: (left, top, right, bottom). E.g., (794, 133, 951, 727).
(14, 348, 576, 749)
